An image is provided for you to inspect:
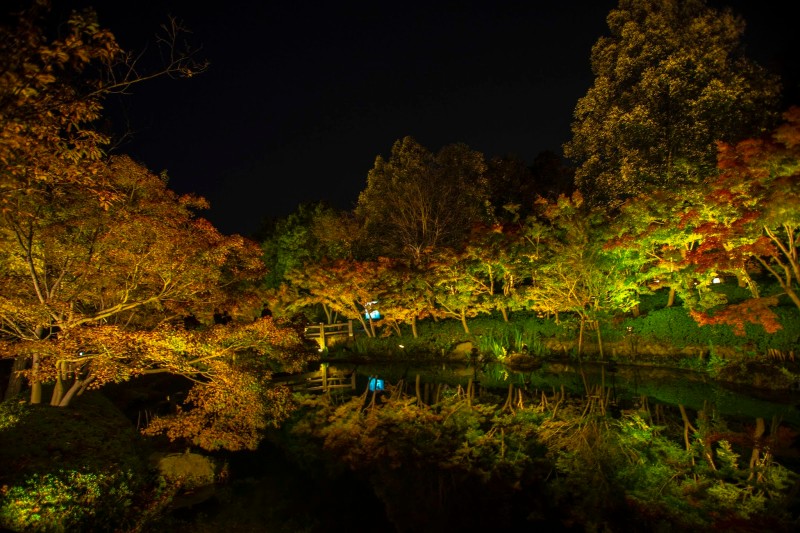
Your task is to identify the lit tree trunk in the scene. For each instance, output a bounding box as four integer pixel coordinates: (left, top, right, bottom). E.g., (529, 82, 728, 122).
(50, 361, 66, 406)
(353, 313, 373, 338)
(411, 315, 418, 338)
(460, 308, 470, 334)
(667, 287, 676, 307)
(500, 306, 509, 322)
(748, 417, 766, 481)
(30, 353, 42, 404)
(756, 255, 800, 311)
(595, 320, 604, 360)
(59, 375, 95, 407)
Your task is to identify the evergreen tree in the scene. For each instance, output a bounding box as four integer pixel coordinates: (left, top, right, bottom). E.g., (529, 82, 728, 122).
(564, 0, 781, 207)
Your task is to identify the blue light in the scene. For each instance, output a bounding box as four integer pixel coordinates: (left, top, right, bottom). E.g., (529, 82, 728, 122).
(368, 378, 384, 391)
(364, 309, 381, 320)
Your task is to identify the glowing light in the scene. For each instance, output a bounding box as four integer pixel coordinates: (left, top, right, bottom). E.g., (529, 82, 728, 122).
(363, 300, 381, 320)
(712, 277, 721, 284)
(368, 378, 384, 391)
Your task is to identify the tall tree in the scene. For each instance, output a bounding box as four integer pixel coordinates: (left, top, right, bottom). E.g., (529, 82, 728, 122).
(356, 136, 490, 264)
(564, 0, 781, 206)
(0, 5, 313, 451)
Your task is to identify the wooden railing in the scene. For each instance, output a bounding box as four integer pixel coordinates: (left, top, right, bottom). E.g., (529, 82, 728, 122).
(304, 320, 354, 346)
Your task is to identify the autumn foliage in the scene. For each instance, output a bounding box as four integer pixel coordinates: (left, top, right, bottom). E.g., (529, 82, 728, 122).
(0, 3, 316, 451)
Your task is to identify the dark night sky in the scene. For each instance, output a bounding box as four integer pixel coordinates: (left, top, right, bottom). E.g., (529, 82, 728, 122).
(55, 1, 799, 238)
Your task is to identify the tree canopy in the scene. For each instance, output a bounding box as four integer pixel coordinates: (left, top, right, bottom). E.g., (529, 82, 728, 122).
(0, 2, 314, 451)
(564, 0, 781, 206)
(356, 136, 490, 264)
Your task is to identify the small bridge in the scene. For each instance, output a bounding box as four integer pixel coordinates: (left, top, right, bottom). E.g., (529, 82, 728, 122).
(304, 321, 355, 347)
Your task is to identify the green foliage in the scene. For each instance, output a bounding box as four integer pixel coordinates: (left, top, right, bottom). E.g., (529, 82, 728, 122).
(0, 392, 165, 532)
(356, 136, 490, 262)
(0, 469, 137, 532)
(0, 399, 28, 431)
(623, 306, 735, 348)
(565, 0, 780, 205)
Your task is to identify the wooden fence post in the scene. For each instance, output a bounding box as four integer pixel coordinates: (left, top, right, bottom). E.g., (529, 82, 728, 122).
(348, 319, 353, 337)
(319, 322, 326, 347)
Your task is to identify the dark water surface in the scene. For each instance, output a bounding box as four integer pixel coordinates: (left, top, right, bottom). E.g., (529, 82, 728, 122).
(174, 360, 800, 532)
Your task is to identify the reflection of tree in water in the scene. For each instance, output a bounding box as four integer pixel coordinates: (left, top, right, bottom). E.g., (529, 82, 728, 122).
(277, 379, 799, 532)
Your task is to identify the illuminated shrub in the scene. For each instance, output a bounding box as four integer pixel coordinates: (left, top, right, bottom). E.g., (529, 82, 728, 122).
(0, 469, 136, 531)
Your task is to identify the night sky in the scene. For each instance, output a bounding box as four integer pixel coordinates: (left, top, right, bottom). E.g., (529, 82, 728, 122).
(55, 1, 799, 238)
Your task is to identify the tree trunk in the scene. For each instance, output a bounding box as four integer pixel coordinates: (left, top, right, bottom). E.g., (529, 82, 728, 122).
(460, 308, 470, 334)
(59, 375, 95, 407)
(30, 353, 42, 404)
(667, 287, 676, 307)
(4, 356, 27, 400)
(595, 320, 604, 360)
(500, 306, 509, 322)
(411, 315, 418, 338)
(51, 377, 65, 406)
(354, 314, 373, 338)
(50, 361, 69, 406)
(748, 417, 766, 480)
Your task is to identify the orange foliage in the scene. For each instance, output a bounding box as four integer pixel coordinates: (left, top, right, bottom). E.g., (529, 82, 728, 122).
(690, 297, 782, 336)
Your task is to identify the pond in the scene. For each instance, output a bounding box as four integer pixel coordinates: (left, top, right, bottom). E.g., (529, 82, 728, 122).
(172, 358, 800, 532)
(334, 359, 800, 427)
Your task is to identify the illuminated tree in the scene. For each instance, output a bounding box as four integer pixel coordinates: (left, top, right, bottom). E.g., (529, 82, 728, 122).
(356, 136, 490, 264)
(0, 2, 205, 217)
(370, 262, 435, 338)
(606, 186, 712, 309)
(0, 155, 278, 404)
(0, 3, 310, 452)
(523, 193, 638, 354)
(427, 248, 492, 334)
(460, 224, 527, 322)
(688, 106, 800, 311)
(564, 0, 781, 206)
(284, 258, 388, 337)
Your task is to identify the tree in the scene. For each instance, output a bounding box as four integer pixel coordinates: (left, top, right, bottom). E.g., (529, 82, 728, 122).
(606, 186, 714, 310)
(0, 155, 275, 404)
(523, 193, 638, 355)
(564, 0, 781, 206)
(284, 258, 388, 337)
(369, 261, 435, 338)
(356, 136, 490, 264)
(688, 106, 800, 311)
(427, 248, 492, 334)
(0, 3, 311, 452)
(0, 1, 205, 218)
(261, 202, 360, 290)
